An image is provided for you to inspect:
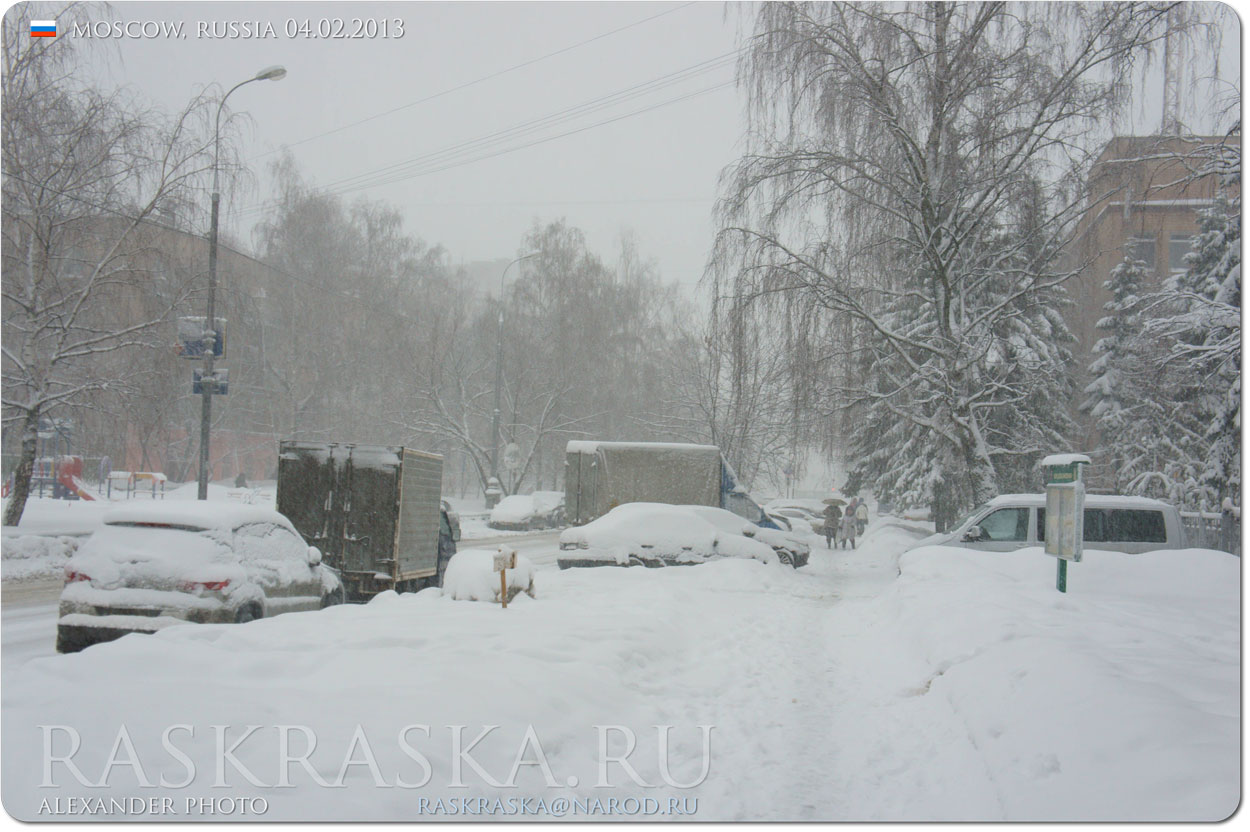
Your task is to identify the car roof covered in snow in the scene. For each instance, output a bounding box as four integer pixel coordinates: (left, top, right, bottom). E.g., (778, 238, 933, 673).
(985, 493, 1175, 510)
(101, 501, 298, 531)
(565, 440, 721, 455)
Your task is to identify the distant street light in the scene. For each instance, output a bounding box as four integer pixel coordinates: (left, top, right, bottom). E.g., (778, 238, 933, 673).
(489, 251, 540, 500)
(197, 66, 286, 500)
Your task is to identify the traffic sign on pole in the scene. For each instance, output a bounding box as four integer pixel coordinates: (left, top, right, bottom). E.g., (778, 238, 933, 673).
(192, 368, 229, 395)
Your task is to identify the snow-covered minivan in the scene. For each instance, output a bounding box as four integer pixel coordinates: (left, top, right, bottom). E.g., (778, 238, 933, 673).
(56, 503, 343, 653)
(913, 494, 1186, 554)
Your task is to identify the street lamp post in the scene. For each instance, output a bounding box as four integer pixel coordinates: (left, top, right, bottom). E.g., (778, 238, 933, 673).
(488, 252, 539, 499)
(197, 65, 286, 500)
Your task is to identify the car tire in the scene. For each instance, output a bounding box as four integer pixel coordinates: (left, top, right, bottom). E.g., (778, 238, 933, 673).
(777, 550, 794, 568)
(234, 605, 261, 624)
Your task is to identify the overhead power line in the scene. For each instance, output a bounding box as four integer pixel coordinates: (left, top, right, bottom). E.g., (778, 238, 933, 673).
(330, 81, 735, 195)
(320, 52, 737, 193)
(248, 1, 698, 161)
(233, 54, 739, 219)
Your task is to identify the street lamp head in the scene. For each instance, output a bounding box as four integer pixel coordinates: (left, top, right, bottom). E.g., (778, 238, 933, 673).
(254, 65, 287, 81)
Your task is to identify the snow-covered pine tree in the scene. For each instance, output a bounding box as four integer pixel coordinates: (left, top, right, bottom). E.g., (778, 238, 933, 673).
(1082, 257, 1153, 488)
(1145, 135, 1241, 506)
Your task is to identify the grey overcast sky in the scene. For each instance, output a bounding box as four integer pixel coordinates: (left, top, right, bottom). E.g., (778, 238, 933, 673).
(40, 1, 1243, 291)
(70, 1, 748, 290)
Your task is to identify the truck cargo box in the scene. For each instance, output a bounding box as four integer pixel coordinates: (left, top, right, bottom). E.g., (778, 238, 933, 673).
(277, 441, 444, 600)
(565, 441, 750, 526)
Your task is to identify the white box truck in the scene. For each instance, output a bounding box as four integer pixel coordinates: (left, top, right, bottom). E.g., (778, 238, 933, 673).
(563, 440, 779, 529)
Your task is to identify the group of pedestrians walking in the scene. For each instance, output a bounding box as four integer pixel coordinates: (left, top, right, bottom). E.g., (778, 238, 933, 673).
(823, 496, 869, 549)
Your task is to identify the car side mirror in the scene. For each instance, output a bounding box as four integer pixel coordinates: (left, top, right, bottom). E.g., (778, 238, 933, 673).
(307, 546, 322, 566)
(962, 526, 984, 543)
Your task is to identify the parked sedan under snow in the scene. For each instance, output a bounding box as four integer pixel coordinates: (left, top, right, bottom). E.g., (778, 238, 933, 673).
(557, 502, 809, 570)
(56, 502, 343, 653)
(488, 491, 565, 531)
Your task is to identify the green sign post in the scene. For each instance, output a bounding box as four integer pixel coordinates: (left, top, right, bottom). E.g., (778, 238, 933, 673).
(1041, 453, 1090, 593)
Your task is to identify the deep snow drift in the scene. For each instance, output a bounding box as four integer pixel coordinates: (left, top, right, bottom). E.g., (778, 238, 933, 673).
(1, 519, 1237, 820)
(0, 534, 79, 581)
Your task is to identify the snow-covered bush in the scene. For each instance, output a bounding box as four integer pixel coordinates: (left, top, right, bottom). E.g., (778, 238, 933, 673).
(442, 548, 536, 603)
(1, 534, 81, 581)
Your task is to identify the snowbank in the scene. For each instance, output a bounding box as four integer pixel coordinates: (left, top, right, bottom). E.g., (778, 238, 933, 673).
(4, 558, 803, 821)
(1, 496, 111, 538)
(164, 481, 276, 506)
(0, 523, 1236, 821)
(890, 544, 1239, 820)
(443, 548, 536, 602)
(1, 483, 277, 545)
(0, 535, 79, 581)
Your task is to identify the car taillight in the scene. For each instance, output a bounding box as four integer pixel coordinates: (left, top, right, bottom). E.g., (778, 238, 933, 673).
(64, 569, 90, 584)
(179, 579, 231, 592)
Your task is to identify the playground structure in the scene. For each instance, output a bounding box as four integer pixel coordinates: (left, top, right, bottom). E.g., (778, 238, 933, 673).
(106, 470, 167, 500)
(1, 456, 166, 501)
(0, 456, 96, 500)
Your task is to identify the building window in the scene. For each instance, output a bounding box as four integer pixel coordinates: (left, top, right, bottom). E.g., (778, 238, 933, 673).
(1169, 234, 1193, 274)
(1124, 237, 1156, 272)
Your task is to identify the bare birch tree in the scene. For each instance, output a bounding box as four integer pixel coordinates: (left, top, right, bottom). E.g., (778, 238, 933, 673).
(1, 8, 220, 524)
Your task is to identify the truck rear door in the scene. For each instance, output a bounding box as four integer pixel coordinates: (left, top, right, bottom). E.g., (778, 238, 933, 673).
(340, 446, 401, 579)
(277, 442, 341, 568)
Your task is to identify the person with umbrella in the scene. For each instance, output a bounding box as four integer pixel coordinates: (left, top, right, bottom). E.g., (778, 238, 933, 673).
(822, 498, 845, 549)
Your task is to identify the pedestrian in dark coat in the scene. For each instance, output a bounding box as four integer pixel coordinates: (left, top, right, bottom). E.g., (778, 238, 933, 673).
(823, 503, 842, 548)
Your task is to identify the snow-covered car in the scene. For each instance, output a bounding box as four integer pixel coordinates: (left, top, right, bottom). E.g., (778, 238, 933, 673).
(767, 507, 818, 534)
(557, 503, 809, 570)
(488, 490, 565, 531)
(764, 499, 826, 534)
(764, 511, 794, 531)
(908, 494, 1188, 554)
(690, 505, 811, 567)
(56, 503, 344, 653)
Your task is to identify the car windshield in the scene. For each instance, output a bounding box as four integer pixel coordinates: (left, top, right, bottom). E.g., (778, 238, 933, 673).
(951, 508, 981, 532)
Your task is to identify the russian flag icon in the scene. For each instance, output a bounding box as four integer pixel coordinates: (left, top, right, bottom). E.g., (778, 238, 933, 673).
(30, 20, 56, 37)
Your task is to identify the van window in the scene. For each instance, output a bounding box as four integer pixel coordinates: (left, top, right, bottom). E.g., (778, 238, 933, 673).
(978, 508, 1029, 541)
(1037, 508, 1167, 543)
(1105, 509, 1167, 542)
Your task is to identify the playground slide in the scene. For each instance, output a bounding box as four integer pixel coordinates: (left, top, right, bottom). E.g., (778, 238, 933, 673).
(60, 473, 96, 501)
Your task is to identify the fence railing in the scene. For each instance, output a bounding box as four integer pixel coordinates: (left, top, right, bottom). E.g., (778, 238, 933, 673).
(1180, 511, 1240, 555)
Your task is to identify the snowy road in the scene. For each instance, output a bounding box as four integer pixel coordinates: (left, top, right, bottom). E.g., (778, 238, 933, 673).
(1, 579, 61, 676)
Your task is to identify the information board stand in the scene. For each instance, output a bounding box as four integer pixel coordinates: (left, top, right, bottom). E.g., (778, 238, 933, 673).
(1041, 454, 1091, 593)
